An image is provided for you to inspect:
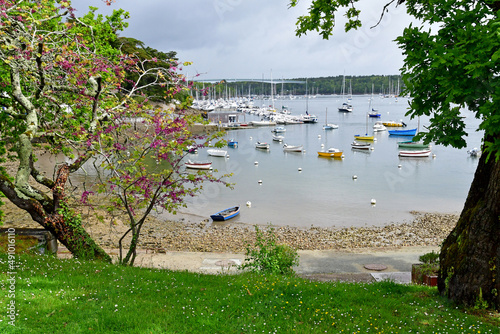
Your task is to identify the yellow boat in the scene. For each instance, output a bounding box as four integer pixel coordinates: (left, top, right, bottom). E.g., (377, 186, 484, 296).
(318, 148, 343, 158)
(382, 121, 406, 127)
(354, 135, 374, 141)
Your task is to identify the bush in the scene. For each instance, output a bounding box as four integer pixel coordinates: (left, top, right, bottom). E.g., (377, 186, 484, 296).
(240, 225, 299, 275)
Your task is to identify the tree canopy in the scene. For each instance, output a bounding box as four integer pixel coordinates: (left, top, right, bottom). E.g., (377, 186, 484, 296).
(289, 0, 500, 310)
(0, 0, 224, 263)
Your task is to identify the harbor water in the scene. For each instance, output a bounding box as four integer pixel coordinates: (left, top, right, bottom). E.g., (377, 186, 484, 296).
(176, 95, 482, 228)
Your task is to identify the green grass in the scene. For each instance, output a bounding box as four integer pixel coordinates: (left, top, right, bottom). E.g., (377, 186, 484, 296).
(0, 254, 498, 333)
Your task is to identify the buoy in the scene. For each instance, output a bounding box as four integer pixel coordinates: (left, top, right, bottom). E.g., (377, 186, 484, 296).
(226, 155, 230, 158)
(298, 168, 302, 172)
(352, 175, 357, 180)
(318, 135, 321, 138)
(249, 136, 252, 140)
(371, 198, 377, 205)
(374, 138, 378, 142)
(258, 180, 263, 184)
(432, 154, 437, 158)
(321, 144, 325, 147)
(341, 155, 345, 158)
(254, 161, 258, 165)
(398, 164, 402, 168)
(246, 201, 251, 207)
(370, 147, 375, 151)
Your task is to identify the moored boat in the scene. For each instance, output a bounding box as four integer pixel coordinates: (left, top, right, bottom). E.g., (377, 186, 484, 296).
(317, 148, 343, 158)
(210, 205, 240, 221)
(283, 144, 304, 152)
(272, 126, 286, 133)
(351, 141, 371, 150)
(272, 135, 284, 142)
(207, 149, 227, 157)
(389, 128, 417, 136)
(397, 141, 430, 149)
(398, 149, 432, 157)
(228, 140, 238, 147)
(354, 134, 375, 141)
(373, 121, 387, 132)
(185, 160, 213, 169)
(255, 142, 270, 149)
(383, 121, 407, 127)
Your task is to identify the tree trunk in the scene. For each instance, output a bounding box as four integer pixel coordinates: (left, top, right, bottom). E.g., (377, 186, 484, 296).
(438, 148, 500, 310)
(0, 165, 111, 262)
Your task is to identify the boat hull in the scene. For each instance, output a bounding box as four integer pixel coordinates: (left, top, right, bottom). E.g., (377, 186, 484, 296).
(210, 206, 240, 221)
(185, 161, 212, 169)
(354, 135, 374, 141)
(397, 141, 430, 149)
(318, 151, 343, 158)
(207, 149, 227, 157)
(398, 150, 432, 157)
(389, 128, 417, 136)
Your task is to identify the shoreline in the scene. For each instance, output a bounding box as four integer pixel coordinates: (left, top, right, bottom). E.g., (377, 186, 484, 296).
(1, 197, 458, 254)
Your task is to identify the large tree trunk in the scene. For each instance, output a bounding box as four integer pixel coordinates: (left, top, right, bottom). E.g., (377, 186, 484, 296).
(0, 164, 111, 262)
(438, 148, 500, 310)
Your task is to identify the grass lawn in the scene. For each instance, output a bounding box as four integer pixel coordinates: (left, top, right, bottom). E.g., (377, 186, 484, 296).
(0, 253, 498, 333)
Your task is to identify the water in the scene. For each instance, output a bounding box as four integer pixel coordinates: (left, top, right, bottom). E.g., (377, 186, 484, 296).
(175, 95, 482, 228)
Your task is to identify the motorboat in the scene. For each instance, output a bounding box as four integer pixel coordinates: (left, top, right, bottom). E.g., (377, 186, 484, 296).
(317, 148, 343, 158)
(272, 135, 284, 142)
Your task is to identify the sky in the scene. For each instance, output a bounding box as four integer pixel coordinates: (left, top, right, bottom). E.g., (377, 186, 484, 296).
(69, 0, 414, 81)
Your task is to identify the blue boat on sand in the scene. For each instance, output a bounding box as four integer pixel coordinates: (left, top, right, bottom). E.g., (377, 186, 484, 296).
(388, 128, 417, 136)
(210, 205, 240, 221)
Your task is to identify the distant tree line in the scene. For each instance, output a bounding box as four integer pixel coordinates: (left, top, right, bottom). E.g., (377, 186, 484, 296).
(190, 75, 404, 99)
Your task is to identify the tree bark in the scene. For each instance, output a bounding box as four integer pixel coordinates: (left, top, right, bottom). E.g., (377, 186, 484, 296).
(438, 144, 500, 310)
(0, 165, 111, 262)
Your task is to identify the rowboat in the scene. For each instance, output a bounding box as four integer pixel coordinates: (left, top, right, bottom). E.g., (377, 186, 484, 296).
(398, 149, 432, 157)
(283, 144, 304, 152)
(272, 135, 284, 142)
(317, 148, 343, 158)
(397, 141, 430, 149)
(255, 142, 270, 149)
(383, 121, 407, 127)
(389, 128, 417, 136)
(351, 141, 371, 150)
(185, 160, 212, 169)
(227, 140, 238, 147)
(207, 149, 227, 157)
(354, 134, 375, 141)
(210, 205, 240, 221)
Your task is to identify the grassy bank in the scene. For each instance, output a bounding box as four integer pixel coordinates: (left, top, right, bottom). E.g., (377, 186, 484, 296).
(1, 254, 498, 333)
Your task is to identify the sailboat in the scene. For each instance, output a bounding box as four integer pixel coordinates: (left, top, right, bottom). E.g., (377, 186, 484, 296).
(354, 110, 374, 141)
(367, 84, 381, 117)
(323, 107, 338, 130)
(301, 79, 318, 123)
(338, 74, 353, 112)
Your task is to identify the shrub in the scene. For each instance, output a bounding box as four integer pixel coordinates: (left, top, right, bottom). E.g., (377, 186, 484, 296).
(240, 225, 299, 275)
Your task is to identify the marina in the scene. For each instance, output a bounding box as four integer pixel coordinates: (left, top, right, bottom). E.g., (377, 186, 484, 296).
(171, 95, 481, 229)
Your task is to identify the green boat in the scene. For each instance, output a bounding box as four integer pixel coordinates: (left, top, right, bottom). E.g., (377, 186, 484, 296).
(397, 140, 430, 149)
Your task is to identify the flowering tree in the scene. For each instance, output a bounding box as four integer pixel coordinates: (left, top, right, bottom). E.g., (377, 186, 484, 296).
(289, 0, 500, 310)
(0, 0, 226, 263)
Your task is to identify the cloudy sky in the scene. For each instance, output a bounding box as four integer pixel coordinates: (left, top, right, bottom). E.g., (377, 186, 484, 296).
(70, 0, 413, 80)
